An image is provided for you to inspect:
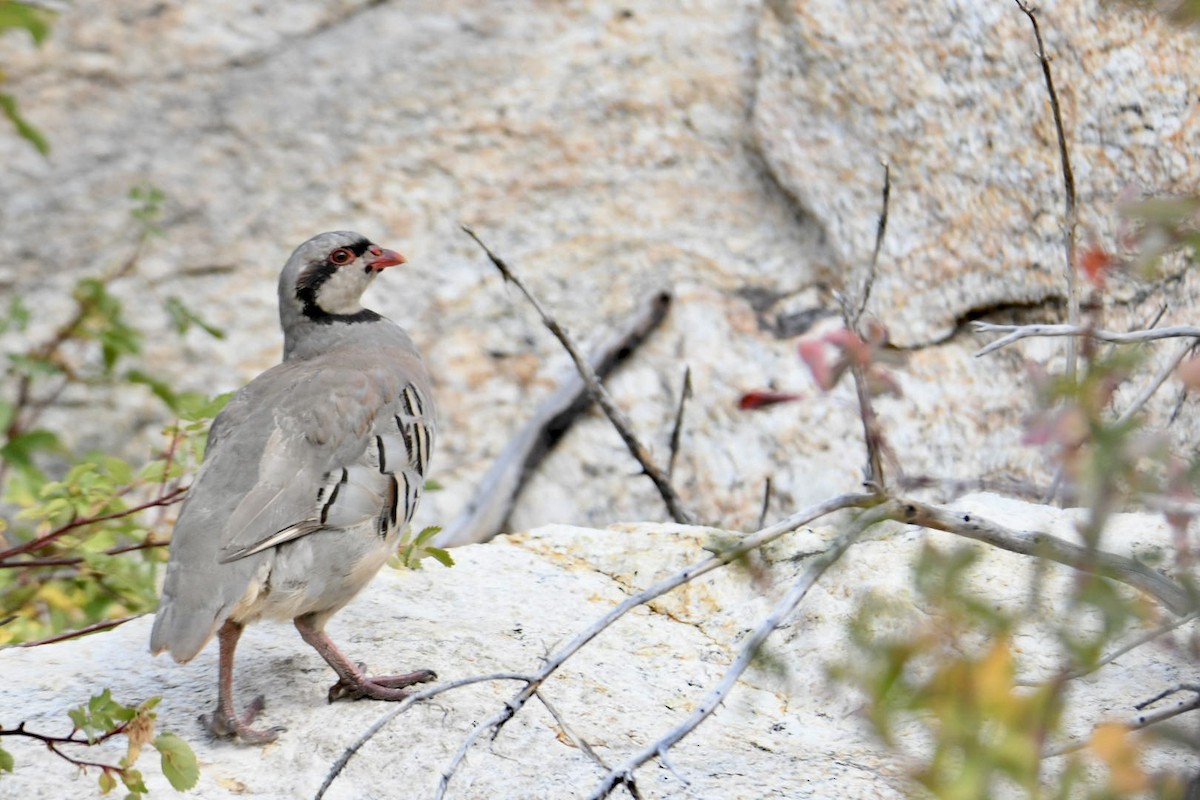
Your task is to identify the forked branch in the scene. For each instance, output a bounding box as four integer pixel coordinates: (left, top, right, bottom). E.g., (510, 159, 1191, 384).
(461, 225, 697, 525)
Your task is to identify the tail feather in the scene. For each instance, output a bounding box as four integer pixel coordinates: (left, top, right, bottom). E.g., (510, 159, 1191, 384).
(149, 598, 222, 663)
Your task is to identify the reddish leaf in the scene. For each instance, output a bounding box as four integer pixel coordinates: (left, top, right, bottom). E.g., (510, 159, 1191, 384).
(738, 389, 801, 410)
(1177, 356, 1200, 391)
(822, 328, 871, 365)
(1078, 245, 1113, 288)
(798, 339, 839, 390)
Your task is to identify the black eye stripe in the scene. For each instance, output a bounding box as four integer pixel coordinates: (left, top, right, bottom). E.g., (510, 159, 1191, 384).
(293, 236, 381, 325)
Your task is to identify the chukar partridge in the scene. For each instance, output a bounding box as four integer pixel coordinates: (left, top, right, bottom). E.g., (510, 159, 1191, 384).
(150, 231, 436, 743)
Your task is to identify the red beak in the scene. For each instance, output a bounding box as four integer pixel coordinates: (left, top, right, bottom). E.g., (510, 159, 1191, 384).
(366, 248, 406, 271)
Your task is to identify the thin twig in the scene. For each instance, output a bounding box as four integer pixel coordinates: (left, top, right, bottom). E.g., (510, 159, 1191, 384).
(666, 366, 692, 481)
(838, 163, 892, 491)
(1115, 338, 1196, 424)
(897, 497, 1194, 615)
(0, 717, 133, 775)
(0, 539, 166, 569)
(432, 493, 879, 799)
(0, 485, 187, 562)
(850, 160, 890, 330)
(588, 502, 899, 798)
(314, 672, 533, 800)
(757, 477, 773, 530)
(461, 225, 696, 525)
(434, 290, 673, 547)
(972, 322, 1200, 357)
(1017, 610, 1200, 686)
(534, 690, 630, 793)
(18, 614, 144, 647)
(851, 361, 887, 493)
(1044, 684, 1200, 757)
(1135, 682, 1200, 711)
(1014, 0, 1078, 381)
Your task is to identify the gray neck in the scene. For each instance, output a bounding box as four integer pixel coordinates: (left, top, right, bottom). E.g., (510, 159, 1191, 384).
(281, 309, 418, 362)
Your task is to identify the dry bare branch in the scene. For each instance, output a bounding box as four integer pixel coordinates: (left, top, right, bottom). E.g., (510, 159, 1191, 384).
(434, 289, 673, 547)
(972, 322, 1200, 357)
(314, 672, 533, 800)
(588, 502, 900, 798)
(757, 477, 773, 529)
(1044, 683, 1200, 757)
(1014, 0, 1079, 380)
(535, 690, 628, 792)
(1017, 609, 1200, 687)
(849, 160, 890, 330)
(1115, 338, 1196, 424)
(666, 365, 692, 481)
(432, 492, 879, 799)
(17, 614, 144, 647)
(897, 497, 1194, 615)
(461, 225, 696, 525)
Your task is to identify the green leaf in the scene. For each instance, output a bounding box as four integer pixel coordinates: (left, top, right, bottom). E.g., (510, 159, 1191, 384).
(0, 92, 48, 155)
(138, 461, 166, 483)
(0, 2, 54, 43)
(120, 766, 149, 795)
(68, 706, 88, 731)
(0, 429, 62, 472)
(176, 390, 233, 423)
(163, 296, 225, 339)
(153, 732, 199, 791)
(102, 456, 135, 486)
(98, 769, 117, 794)
(7, 352, 62, 379)
(0, 296, 31, 334)
(425, 547, 455, 568)
(414, 525, 442, 547)
(0, 746, 13, 773)
(128, 183, 164, 234)
(124, 369, 185, 413)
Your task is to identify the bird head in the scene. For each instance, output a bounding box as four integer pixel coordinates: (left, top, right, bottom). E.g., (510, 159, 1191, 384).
(276, 231, 407, 359)
(279, 231, 406, 322)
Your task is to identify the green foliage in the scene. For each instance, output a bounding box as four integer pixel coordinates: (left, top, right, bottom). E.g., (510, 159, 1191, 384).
(0, 690, 197, 797)
(834, 546, 1067, 797)
(0, 185, 228, 646)
(0, 188, 215, 793)
(153, 732, 199, 792)
(392, 525, 454, 570)
(0, 1, 51, 42)
(0, 0, 55, 154)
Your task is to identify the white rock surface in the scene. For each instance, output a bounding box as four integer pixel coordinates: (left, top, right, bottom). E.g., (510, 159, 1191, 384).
(754, 0, 1200, 346)
(7, 0, 1200, 539)
(0, 496, 1193, 798)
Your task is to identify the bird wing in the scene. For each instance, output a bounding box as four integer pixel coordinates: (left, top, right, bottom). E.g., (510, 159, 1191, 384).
(150, 352, 433, 662)
(216, 361, 431, 562)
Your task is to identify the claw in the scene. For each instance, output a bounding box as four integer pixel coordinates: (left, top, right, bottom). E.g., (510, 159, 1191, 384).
(202, 694, 285, 744)
(327, 668, 437, 703)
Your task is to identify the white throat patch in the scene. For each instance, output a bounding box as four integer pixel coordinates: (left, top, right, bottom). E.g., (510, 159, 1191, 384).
(316, 265, 374, 315)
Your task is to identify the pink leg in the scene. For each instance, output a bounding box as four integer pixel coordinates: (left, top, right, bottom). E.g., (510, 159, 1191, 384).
(294, 614, 436, 703)
(201, 619, 283, 744)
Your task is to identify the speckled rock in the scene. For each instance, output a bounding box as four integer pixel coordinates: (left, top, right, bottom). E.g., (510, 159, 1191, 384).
(0, 499, 1192, 797)
(2, 0, 1199, 545)
(753, 0, 1200, 346)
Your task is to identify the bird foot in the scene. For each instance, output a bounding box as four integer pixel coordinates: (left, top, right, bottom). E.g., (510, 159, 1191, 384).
(327, 668, 437, 702)
(201, 694, 285, 744)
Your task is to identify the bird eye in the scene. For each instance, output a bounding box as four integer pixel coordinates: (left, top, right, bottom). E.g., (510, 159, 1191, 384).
(329, 248, 354, 266)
